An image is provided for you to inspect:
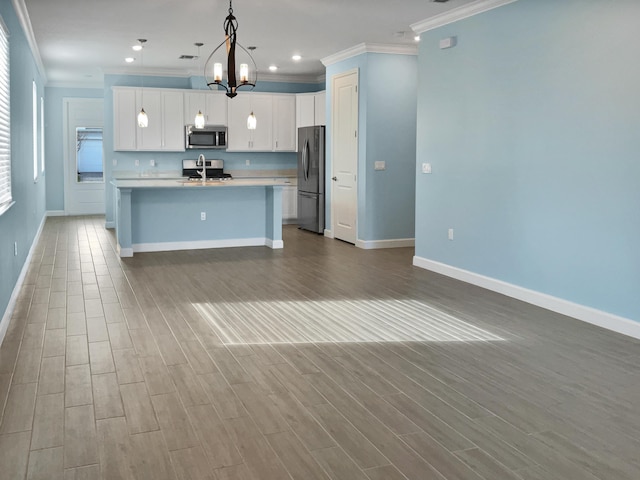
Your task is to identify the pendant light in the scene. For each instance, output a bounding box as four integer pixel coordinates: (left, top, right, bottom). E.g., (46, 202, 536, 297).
(137, 39, 148, 128)
(204, 0, 258, 98)
(247, 111, 256, 130)
(194, 42, 206, 129)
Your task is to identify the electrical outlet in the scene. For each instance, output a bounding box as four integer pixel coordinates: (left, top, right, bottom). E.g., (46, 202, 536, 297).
(245, 159, 250, 166)
(448, 228, 454, 240)
(134, 159, 139, 167)
(374, 161, 385, 171)
(422, 163, 432, 174)
(201, 212, 206, 221)
(149, 159, 155, 167)
(14, 241, 17, 256)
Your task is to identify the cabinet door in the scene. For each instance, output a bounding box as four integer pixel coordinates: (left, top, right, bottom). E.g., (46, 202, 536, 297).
(273, 96, 296, 152)
(184, 92, 205, 126)
(205, 94, 227, 125)
(282, 185, 298, 222)
(296, 94, 315, 129)
(113, 88, 137, 151)
(314, 91, 326, 126)
(161, 91, 185, 151)
(227, 94, 273, 151)
(136, 89, 162, 151)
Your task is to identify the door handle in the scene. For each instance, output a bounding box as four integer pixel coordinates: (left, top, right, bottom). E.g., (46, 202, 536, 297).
(332, 176, 337, 181)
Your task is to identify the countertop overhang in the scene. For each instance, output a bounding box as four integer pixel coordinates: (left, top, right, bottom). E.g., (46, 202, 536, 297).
(111, 178, 295, 189)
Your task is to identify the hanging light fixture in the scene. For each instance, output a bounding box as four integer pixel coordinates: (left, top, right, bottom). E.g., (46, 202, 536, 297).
(136, 39, 148, 128)
(247, 111, 256, 130)
(204, 0, 257, 98)
(194, 42, 206, 129)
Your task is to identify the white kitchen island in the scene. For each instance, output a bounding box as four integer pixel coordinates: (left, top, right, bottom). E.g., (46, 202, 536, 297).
(111, 178, 289, 257)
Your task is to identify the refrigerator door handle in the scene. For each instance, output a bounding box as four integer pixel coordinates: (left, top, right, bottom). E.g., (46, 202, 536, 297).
(304, 139, 310, 181)
(301, 140, 307, 181)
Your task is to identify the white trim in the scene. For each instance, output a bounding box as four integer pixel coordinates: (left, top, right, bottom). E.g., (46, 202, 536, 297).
(413, 256, 640, 340)
(12, 0, 48, 83)
(322, 43, 417, 67)
(356, 238, 415, 250)
(412, 0, 519, 34)
(47, 210, 65, 217)
(117, 245, 133, 258)
(0, 214, 46, 347)
(324, 229, 334, 238)
(132, 237, 273, 254)
(265, 239, 284, 249)
(46, 80, 105, 90)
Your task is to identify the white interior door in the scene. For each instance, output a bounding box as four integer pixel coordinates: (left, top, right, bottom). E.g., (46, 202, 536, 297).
(331, 70, 358, 244)
(63, 98, 105, 215)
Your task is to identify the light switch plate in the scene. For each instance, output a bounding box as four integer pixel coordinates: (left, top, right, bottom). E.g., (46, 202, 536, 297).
(422, 163, 432, 174)
(374, 161, 385, 171)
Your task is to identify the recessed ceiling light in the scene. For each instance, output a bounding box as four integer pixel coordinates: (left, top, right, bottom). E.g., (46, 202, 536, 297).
(414, 35, 421, 42)
(132, 45, 142, 51)
(292, 54, 301, 61)
(125, 57, 135, 63)
(269, 65, 278, 72)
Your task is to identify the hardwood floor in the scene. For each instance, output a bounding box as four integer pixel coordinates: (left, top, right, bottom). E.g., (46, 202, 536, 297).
(0, 215, 638, 479)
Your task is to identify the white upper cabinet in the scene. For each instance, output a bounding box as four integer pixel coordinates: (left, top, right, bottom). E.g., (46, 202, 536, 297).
(296, 94, 315, 129)
(314, 91, 326, 126)
(273, 95, 296, 151)
(113, 87, 185, 152)
(184, 91, 227, 126)
(227, 94, 273, 151)
(113, 88, 137, 151)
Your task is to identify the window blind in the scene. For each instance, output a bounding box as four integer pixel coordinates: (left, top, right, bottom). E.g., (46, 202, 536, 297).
(0, 17, 11, 214)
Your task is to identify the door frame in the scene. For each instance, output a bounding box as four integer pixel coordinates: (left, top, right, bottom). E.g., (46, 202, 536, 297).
(62, 97, 105, 215)
(329, 68, 359, 241)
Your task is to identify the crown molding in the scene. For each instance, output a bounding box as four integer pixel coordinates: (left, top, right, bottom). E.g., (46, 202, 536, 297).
(411, 0, 519, 34)
(321, 43, 417, 67)
(103, 67, 191, 78)
(12, 0, 47, 83)
(46, 81, 105, 90)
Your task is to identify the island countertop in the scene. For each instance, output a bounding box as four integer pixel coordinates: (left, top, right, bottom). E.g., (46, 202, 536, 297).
(111, 177, 295, 189)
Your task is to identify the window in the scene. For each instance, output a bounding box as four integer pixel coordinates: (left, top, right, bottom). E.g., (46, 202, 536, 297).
(0, 17, 10, 215)
(33, 80, 37, 181)
(40, 97, 44, 173)
(76, 127, 103, 183)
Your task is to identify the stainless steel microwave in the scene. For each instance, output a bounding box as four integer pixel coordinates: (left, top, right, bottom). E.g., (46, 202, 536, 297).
(185, 124, 227, 149)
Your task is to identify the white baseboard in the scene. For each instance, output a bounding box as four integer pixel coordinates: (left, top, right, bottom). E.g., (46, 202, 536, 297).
(47, 210, 65, 217)
(324, 229, 334, 238)
(132, 237, 272, 254)
(413, 256, 640, 340)
(1, 214, 47, 347)
(117, 245, 133, 258)
(266, 239, 284, 249)
(356, 238, 415, 250)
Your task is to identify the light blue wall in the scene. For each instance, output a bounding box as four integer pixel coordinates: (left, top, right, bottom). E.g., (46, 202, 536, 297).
(325, 53, 416, 242)
(415, 0, 640, 321)
(44, 87, 103, 211)
(0, 0, 47, 328)
(103, 74, 314, 225)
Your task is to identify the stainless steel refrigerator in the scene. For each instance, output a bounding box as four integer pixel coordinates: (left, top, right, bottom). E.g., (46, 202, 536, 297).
(297, 126, 325, 233)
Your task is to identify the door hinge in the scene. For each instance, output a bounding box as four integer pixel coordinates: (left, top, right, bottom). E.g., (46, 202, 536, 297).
(354, 130, 357, 138)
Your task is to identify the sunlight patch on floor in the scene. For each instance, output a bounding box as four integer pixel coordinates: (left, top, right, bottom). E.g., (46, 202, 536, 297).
(192, 299, 505, 345)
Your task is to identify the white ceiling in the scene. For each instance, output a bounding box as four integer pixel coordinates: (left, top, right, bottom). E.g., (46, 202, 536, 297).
(23, 0, 477, 87)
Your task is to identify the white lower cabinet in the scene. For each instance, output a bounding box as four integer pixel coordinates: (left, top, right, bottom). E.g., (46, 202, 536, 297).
(282, 185, 298, 222)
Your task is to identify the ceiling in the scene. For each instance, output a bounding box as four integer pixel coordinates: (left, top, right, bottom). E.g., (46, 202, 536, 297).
(23, 0, 477, 87)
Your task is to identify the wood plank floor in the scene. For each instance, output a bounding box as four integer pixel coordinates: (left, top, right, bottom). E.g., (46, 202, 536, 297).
(1, 215, 638, 479)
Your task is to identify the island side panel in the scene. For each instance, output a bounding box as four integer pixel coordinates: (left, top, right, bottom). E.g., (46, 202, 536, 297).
(266, 186, 284, 249)
(116, 188, 133, 257)
(130, 187, 271, 251)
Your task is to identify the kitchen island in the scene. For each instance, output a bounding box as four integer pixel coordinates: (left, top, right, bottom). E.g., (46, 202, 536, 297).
(111, 178, 289, 257)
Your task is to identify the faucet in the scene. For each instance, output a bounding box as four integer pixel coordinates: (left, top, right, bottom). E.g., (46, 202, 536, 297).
(197, 154, 207, 182)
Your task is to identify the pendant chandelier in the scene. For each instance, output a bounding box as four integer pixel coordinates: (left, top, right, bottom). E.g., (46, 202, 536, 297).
(204, 0, 257, 98)
(137, 39, 148, 128)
